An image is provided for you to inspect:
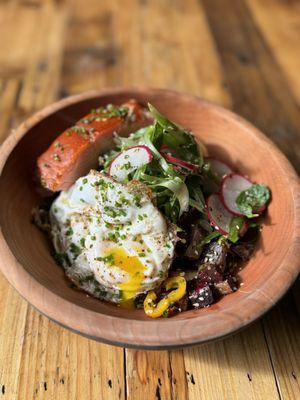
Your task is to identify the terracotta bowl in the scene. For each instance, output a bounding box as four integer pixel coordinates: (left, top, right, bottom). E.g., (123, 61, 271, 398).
(0, 88, 299, 349)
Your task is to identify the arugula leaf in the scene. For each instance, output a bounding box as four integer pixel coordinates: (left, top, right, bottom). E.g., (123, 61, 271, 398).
(143, 124, 175, 175)
(186, 175, 205, 213)
(114, 127, 147, 150)
(200, 231, 221, 245)
(148, 103, 203, 166)
(236, 184, 270, 218)
(139, 173, 189, 217)
(148, 103, 178, 130)
(228, 216, 245, 243)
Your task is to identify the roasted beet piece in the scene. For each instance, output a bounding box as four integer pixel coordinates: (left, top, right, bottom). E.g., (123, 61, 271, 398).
(197, 264, 223, 285)
(201, 240, 229, 272)
(189, 283, 214, 308)
(214, 276, 237, 296)
(185, 224, 207, 260)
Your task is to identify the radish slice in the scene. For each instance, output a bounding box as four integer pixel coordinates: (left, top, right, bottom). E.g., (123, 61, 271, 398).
(109, 145, 153, 182)
(206, 193, 234, 235)
(205, 158, 232, 180)
(221, 173, 253, 216)
(160, 144, 170, 153)
(203, 158, 233, 193)
(161, 152, 200, 173)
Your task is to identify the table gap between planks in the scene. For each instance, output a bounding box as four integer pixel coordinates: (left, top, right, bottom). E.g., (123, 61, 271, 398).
(0, 0, 299, 399)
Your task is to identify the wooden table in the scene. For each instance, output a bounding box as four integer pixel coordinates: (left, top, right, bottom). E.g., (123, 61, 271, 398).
(0, 1, 299, 399)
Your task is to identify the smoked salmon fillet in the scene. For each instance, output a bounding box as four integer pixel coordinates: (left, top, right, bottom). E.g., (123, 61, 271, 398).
(37, 100, 150, 192)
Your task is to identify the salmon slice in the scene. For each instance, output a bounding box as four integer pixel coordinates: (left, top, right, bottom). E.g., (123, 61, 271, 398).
(37, 99, 151, 192)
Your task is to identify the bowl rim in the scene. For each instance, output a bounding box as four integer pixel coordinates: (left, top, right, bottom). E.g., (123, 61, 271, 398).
(0, 87, 299, 349)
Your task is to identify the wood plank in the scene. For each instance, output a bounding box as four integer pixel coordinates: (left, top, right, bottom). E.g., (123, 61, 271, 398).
(126, 350, 173, 400)
(183, 323, 280, 400)
(0, 285, 28, 400)
(16, 307, 125, 400)
(0, 1, 37, 79)
(0, 79, 20, 142)
(263, 292, 300, 400)
(246, 0, 300, 105)
(169, 350, 189, 400)
(201, 0, 300, 173)
(111, 0, 230, 106)
(125, 349, 188, 400)
(61, 0, 117, 94)
(18, 0, 68, 112)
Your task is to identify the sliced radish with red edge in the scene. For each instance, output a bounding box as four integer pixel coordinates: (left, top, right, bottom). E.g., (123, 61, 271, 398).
(160, 144, 170, 153)
(207, 193, 247, 237)
(161, 152, 199, 173)
(109, 145, 153, 182)
(206, 193, 234, 235)
(221, 173, 253, 216)
(203, 158, 233, 193)
(205, 157, 232, 179)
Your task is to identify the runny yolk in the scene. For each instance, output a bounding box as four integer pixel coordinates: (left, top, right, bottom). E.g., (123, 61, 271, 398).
(105, 248, 146, 305)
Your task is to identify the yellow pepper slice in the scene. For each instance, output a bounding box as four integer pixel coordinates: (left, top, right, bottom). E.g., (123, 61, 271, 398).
(143, 276, 186, 318)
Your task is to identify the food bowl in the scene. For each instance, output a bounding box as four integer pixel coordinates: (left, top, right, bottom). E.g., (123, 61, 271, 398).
(0, 88, 299, 349)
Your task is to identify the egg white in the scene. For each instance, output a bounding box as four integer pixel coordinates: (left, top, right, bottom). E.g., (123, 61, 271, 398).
(50, 170, 177, 303)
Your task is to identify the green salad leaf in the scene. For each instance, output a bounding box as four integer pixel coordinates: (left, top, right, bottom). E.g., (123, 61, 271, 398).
(185, 175, 205, 212)
(236, 184, 270, 218)
(228, 216, 245, 243)
(200, 231, 222, 245)
(139, 173, 189, 220)
(99, 103, 206, 223)
(148, 103, 203, 166)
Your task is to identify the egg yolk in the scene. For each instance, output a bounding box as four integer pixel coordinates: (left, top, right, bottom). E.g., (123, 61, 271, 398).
(105, 248, 146, 303)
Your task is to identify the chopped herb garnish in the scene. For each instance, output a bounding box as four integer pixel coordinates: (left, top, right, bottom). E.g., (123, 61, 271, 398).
(66, 227, 73, 236)
(158, 270, 164, 278)
(69, 243, 81, 258)
(94, 254, 115, 265)
(53, 153, 61, 161)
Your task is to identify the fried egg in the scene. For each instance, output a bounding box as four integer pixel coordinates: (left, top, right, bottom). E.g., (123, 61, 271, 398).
(50, 170, 177, 304)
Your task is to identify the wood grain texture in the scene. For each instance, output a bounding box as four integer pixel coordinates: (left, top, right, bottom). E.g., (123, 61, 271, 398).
(184, 323, 280, 400)
(246, 0, 300, 106)
(17, 307, 125, 400)
(263, 292, 300, 399)
(201, 0, 300, 173)
(0, 0, 299, 399)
